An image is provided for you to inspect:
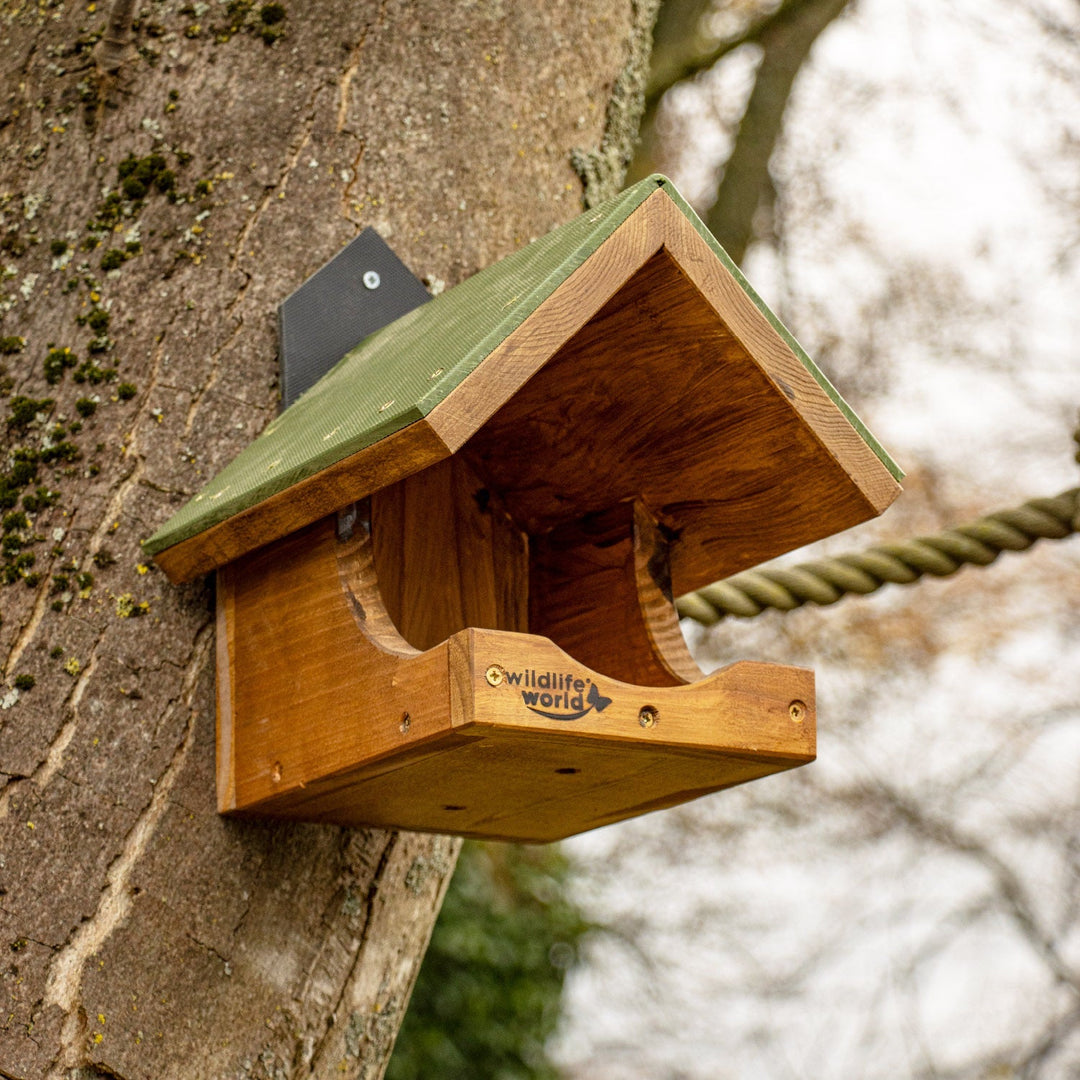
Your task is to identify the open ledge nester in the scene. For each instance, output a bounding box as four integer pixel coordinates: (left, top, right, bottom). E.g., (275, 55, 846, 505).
(145, 175, 902, 843)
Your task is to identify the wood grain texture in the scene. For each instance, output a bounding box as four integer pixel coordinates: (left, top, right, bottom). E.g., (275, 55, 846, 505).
(372, 455, 528, 651)
(222, 514, 814, 842)
(462, 213, 901, 592)
(221, 515, 450, 813)
(530, 499, 700, 686)
(648, 190, 900, 514)
(426, 194, 677, 452)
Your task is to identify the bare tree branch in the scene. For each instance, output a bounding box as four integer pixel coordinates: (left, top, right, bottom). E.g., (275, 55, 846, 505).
(848, 781, 1080, 997)
(645, 0, 812, 110)
(704, 0, 851, 264)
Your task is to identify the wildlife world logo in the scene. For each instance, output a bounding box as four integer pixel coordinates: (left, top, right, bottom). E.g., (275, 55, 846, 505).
(504, 668, 613, 721)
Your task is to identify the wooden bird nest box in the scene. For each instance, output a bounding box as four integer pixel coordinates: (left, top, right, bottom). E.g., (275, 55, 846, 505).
(146, 176, 902, 843)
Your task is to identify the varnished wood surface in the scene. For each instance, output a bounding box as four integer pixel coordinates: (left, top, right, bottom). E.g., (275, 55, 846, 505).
(155, 188, 899, 584)
(462, 240, 899, 593)
(372, 455, 528, 651)
(530, 499, 700, 686)
(242, 724, 811, 843)
(219, 515, 450, 813)
(220, 513, 814, 841)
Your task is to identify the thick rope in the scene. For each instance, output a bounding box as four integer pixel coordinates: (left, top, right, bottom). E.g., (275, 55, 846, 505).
(676, 487, 1080, 625)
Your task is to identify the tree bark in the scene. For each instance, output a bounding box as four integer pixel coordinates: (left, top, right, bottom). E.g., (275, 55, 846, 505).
(0, 2, 656, 1077)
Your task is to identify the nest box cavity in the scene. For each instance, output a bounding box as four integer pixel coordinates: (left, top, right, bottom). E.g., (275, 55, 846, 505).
(146, 175, 902, 843)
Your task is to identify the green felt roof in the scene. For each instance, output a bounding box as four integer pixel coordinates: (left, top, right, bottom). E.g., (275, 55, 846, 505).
(145, 175, 901, 557)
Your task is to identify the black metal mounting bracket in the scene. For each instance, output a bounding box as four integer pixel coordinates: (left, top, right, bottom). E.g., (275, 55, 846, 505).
(277, 227, 431, 410)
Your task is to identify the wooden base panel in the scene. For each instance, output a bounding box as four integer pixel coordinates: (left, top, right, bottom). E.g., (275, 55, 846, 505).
(217, 513, 815, 842)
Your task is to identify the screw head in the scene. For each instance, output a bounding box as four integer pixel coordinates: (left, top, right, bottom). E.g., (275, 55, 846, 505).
(638, 705, 658, 728)
(789, 700, 807, 723)
(362, 270, 381, 290)
(270, 761, 282, 783)
(485, 664, 505, 687)
(399, 711, 411, 734)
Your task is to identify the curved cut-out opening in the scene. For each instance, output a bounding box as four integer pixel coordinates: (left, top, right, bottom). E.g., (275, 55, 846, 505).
(363, 451, 700, 687)
(334, 499, 420, 659)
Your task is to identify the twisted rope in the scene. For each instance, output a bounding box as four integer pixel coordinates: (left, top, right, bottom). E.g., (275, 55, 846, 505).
(676, 486, 1080, 625)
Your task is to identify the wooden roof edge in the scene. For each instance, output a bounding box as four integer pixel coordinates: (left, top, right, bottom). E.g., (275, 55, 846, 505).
(644, 188, 903, 514)
(654, 178, 903, 486)
(148, 176, 901, 582)
(145, 177, 668, 573)
(152, 417, 453, 583)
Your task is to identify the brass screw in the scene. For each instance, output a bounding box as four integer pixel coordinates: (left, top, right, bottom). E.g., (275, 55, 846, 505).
(789, 700, 806, 723)
(485, 664, 505, 687)
(638, 706, 658, 728)
(270, 761, 282, 783)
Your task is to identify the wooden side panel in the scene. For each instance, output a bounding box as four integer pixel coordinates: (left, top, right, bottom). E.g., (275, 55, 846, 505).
(653, 192, 900, 515)
(225, 515, 453, 811)
(371, 455, 528, 651)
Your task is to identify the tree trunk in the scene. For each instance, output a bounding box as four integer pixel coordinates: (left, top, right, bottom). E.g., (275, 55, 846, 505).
(0, 2, 657, 1077)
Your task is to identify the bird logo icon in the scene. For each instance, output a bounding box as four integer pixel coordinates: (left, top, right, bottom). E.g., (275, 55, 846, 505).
(586, 682, 612, 713)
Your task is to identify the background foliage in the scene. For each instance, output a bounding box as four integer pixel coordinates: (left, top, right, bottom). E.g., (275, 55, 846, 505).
(386, 843, 594, 1080)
